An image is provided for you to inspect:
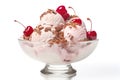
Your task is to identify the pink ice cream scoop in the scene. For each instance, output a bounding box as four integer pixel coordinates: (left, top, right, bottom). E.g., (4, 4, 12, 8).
(40, 9, 65, 28)
(64, 23, 87, 43)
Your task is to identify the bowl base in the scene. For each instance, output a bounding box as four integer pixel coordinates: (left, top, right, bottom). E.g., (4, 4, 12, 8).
(41, 64, 76, 78)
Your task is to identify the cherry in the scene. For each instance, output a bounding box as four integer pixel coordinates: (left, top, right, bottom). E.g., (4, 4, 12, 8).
(56, 5, 70, 20)
(68, 6, 82, 25)
(62, 13, 70, 21)
(23, 26, 33, 36)
(86, 18, 97, 40)
(72, 19, 82, 25)
(56, 5, 67, 15)
(87, 31, 97, 40)
(14, 20, 33, 36)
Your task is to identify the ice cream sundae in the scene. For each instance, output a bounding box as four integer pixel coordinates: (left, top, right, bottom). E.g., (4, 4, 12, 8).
(15, 5, 98, 65)
(15, 5, 98, 77)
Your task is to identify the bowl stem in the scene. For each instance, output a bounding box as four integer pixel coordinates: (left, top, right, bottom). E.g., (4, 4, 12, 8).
(41, 64, 76, 78)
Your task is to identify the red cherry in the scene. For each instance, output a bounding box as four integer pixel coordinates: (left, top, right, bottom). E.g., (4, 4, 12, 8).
(56, 5, 70, 20)
(68, 6, 82, 25)
(23, 26, 33, 36)
(56, 5, 67, 15)
(87, 31, 97, 40)
(86, 18, 97, 40)
(14, 20, 33, 36)
(62, 13, 70, 20)
(72, 19, 82, 25)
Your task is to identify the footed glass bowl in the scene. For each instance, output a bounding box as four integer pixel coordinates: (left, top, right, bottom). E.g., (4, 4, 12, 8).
(18, 38, 98, 77)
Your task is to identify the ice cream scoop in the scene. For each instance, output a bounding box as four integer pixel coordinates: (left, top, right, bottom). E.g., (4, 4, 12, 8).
(40, 9, 65, 28)
(64, 23, 87, 43)
(30, 25, 55, 46)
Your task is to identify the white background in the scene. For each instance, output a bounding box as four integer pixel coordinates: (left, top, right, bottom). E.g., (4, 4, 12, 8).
(0, 0, 120, 80)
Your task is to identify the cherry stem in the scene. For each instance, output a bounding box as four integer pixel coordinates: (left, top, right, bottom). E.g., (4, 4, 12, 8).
(87, 18, 92, 31)
(14, 20, 26, 28)
(68, 6, 76, 15)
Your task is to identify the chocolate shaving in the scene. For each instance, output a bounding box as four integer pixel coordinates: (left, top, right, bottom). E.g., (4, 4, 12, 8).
(34, 25, 43, 34)
(40, 9, 57, 20)
(69, 15, 78, 18)
(64, 59, 71, 62)
(44, 27, 51, 32)
(70, 35, 74, 40)
(38, 25, 44, 30)
(48, 31, 67, 46)
(47, 9, 57, 14)
(55, 25, 63, 32)
(66, 23, 77, 28)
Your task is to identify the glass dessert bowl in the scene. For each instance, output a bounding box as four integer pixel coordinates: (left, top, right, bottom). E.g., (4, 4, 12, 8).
(15, 5, 99, 78)
(18, 38, 98, 77)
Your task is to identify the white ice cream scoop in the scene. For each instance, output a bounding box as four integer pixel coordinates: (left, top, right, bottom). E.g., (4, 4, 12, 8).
(64, 23, 87, 43)
(40, 9, 65, 28)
